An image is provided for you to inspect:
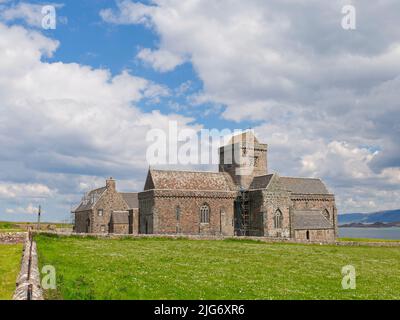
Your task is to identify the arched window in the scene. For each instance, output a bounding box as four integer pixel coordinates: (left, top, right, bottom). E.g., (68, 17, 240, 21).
(176, 206, 181, 221)
(323, 209, 330, 220)
(274, 209, 282, 229)
(200, 204, 210, 223)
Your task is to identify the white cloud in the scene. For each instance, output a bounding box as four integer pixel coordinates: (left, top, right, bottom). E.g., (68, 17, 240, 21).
(0, 183, 54, 199)
(100, 1, 154, 26)
(137, 48, 186, 72)
(0, 2, 63, 28)
(0, 1, 399, 215)
(6, 203, 39, 214)
(0, 22, 192, 172)
(100, 0, 400, 120)
(380, 168, 400, 185)
(0, 21, 200, 217)
(0, 3, 42, 26)
(101, 0, 400, 212)
(300, 141, 377, 180)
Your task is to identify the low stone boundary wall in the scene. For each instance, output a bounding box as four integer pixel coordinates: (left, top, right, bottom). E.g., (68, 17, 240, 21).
(334, 240, 400, 247)
(33, 230, 400, 247)
(0, 232, 26, 244)
(13, 234, 43, 300)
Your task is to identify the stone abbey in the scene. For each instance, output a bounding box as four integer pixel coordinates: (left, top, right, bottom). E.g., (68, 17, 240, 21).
(73, 132, 337, 242)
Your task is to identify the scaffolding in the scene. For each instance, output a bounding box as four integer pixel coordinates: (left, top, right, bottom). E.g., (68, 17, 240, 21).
(235, 190, 250, 236)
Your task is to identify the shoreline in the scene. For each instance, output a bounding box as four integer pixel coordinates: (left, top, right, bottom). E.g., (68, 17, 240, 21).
(339, 223, 400, 228)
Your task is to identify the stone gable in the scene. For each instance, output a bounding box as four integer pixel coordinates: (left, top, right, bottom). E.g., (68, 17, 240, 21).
(74, 132, 338, 242)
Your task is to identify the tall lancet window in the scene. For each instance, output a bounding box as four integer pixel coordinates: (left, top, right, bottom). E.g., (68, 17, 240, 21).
(200, 204, 210, 223)
(274, 209, 283, 229)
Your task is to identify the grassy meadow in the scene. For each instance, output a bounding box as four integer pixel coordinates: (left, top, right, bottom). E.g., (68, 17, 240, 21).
(35, 234, 400, 300)
(0, 221, 72, 233)
(0, 221, 23, 233)
(0, 244, 22, 299)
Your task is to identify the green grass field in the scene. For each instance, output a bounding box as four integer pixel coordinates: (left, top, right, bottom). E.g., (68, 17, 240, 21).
(0, 244, 22, 299)
(0, 221, 22, 233)
(0, 221, 72, 233)
(0, 222, 17, 229)
(35, 235, 400, 300)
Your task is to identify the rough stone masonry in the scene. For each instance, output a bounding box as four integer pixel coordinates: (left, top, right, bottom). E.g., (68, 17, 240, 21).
(73, 131, 338, 242)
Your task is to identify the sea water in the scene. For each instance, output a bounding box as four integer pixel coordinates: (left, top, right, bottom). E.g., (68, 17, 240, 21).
(338, 227, 400, 240)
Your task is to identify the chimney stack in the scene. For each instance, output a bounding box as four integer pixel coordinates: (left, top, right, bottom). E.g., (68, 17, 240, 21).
(106, 177, 116, 191)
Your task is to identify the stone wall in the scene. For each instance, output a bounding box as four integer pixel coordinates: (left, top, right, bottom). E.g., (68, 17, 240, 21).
(90, 184, 129, 234)
(248, 177, 337, 242)
(262, 192, 292, 238)
(141, 190, 236, 235)
(74, 180, 130, 234)
(294, 229, 335, 242)
(259, 176, 292, 238)
(138, 190, 155, 234)
(13, 235, 43, 300)
(129, 208, 139, 235)
(112, 224, 129, 234)
(290, 194, 337, 237)
(0, 232, 25, 244)
(74, 210, 90, 233)
(219, 135, 268, 189)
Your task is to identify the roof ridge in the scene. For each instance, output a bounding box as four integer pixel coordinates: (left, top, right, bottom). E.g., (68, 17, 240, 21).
(87, 186, 106, 193)
(73, 186, 107, 212)
(281, 176, 322, 181)
(249, 173, 276, 190)
(220, 171, 236, 190)
(144, 188, 237, 192)
(254, 173, 274, 178)
(152, 168, 223, 174)
(265, 173, 276, 189)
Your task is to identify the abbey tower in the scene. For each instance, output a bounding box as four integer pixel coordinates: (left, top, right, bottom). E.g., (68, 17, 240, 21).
(218, 131, 268, 189)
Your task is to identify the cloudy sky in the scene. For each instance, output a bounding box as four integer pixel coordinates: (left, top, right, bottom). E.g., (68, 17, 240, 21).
(0, 0, 399, 222)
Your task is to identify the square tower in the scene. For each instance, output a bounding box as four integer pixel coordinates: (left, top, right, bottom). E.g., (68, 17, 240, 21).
(219, 131, 268, 189)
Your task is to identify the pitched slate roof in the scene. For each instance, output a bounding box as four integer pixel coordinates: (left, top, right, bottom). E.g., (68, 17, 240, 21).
(111, 211, 129, 224)
(280, 177, 330, 194)
(120, 192, 138, 209)
(293, 210, 332, 230)
(249, 174, 274, 189)
(145, 169, 236, 191)
(74, 187, 107, 212)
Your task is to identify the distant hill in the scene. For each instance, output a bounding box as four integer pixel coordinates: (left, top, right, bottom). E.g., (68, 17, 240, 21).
(339, 209, 400, 225)
(340, 221, 400, 228)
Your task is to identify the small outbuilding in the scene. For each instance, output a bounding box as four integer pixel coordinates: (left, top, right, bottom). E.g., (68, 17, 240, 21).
(72, 178, 139, 234)
(110, 211, 130, 234)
